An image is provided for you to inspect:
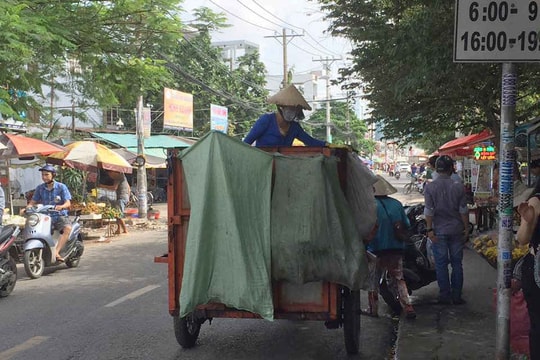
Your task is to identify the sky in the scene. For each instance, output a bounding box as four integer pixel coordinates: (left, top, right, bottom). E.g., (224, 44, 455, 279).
(179, 0, 355, 100)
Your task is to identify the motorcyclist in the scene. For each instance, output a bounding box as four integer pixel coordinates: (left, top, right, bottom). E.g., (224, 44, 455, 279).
(23, 164, 72, 262)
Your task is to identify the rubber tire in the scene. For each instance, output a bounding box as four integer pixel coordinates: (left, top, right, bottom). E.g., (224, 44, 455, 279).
(343, 289, 361, 355)
(0, 257, 17, 297)
(404, 183, 413, 194)
(173, 315, 201, 348)
(66, 240, 84, 268)
(379, 277, 402, 315)
(24, 249, 44, 279)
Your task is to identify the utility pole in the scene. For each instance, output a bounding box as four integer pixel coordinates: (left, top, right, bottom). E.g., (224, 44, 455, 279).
(265, 29, 303, 88)
(136, 95, 148, 219)
(313, 56, 341, 143)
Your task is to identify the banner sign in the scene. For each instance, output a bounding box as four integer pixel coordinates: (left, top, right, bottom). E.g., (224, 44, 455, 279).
(210, 104, 228, 133)
(163, 88, 193, 130)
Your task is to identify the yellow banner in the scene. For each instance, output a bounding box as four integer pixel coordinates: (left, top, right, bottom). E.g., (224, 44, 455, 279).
(163, 88, 193, 130)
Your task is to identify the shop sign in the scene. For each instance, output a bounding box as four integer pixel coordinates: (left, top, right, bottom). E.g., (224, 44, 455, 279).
(473, 145, 496, 160)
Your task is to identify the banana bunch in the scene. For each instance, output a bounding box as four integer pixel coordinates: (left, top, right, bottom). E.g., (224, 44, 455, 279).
(472, 233, 529, 264)
(100, 205, 121, 219)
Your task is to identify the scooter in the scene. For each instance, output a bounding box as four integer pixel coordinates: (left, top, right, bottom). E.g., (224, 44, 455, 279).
(22, 205, 84, 279)
(0, 224, 22, 297)
(379, 234, 437, 315)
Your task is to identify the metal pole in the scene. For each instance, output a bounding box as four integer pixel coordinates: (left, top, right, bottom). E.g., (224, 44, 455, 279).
(325, 65, 331, 143)
(136, 95, 148, 219)
(282, 28, 288, 87)
(496, 62, 516, 359)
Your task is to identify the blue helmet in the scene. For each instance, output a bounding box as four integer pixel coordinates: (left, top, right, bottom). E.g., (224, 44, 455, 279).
(38, 164, 57, 174)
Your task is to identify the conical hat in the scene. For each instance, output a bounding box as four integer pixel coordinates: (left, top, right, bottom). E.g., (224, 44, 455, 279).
(373, 175, 397, 196)
(267, 84, 312, 110)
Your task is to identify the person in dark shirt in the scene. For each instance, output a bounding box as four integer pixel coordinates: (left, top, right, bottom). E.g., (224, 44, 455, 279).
(424, 155, 469, 305)
(243, 84, 327, 147)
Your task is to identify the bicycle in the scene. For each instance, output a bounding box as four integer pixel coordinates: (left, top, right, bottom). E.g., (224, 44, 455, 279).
(127, 190, 154, 208)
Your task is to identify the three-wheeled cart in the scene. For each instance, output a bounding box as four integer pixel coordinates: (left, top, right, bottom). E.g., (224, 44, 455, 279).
(155, 146, 362, 354)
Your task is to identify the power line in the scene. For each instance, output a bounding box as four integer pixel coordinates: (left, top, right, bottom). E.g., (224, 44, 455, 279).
(250, 0, 341, 56)
(208, 0, 276, 32)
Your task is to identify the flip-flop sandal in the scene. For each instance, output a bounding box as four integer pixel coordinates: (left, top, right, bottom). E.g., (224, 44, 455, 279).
(56, 256, 65, 263)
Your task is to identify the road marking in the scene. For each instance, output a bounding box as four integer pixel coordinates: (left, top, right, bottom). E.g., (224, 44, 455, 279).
(0, 336, 49, 360)
(105, 285, 160, 308)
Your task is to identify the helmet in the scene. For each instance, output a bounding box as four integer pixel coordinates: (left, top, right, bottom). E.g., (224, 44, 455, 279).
(38, 164, 57, 174)
(435, 155, 454, 173)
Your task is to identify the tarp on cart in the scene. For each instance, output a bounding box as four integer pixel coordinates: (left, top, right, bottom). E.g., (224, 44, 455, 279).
(179, 132, 274, 320)
(178, 131, 375, 320)
(271, 155, 370, 289)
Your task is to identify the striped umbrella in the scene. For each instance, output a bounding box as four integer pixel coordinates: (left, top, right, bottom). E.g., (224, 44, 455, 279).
(47, 141, 132, 174)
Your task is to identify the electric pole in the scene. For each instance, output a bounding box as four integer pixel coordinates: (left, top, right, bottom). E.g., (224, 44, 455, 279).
(265, 29, 303, 88)
(313, 56, 341, 143)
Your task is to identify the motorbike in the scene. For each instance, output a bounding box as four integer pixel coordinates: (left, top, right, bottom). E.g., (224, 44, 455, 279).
(404, 203, 427, 235)
(22, 205, 84, 279)
(379, 233, 437, 315)
(0, 224, 22, 297)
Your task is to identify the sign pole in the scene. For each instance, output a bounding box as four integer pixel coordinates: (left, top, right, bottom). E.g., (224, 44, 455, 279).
(136, 95, 148, 219)
(496, 62, 516, 359)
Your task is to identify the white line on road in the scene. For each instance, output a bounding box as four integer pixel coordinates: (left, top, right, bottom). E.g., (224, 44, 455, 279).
(104, 285, 160, 308)
(0, 336, 49, 360)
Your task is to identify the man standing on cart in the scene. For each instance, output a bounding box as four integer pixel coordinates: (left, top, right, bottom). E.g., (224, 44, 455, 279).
(243, 84, 328, 147)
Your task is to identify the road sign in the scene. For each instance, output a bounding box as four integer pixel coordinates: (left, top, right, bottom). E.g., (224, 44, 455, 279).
(454, 0, 540, 62)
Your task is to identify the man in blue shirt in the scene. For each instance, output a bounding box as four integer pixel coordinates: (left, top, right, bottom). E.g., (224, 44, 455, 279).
(243, 84, 327, 147)
(26, 164, 72, 262)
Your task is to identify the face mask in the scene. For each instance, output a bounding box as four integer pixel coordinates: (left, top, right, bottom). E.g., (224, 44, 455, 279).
(280, 107, 298, 122)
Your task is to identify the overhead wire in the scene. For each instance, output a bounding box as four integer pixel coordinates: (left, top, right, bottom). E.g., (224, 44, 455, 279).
(249, 0, 342, 56)
(208, 0, 276, 32)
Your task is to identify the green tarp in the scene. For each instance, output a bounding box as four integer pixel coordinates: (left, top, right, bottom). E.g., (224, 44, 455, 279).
(179, 132, 274, 320)
(179, 132, 373, 320)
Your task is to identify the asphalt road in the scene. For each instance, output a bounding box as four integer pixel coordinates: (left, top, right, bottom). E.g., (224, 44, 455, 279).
(1, 219, 399, 360)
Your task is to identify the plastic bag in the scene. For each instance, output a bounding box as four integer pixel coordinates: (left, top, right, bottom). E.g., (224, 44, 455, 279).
(492, 289, 530, 356)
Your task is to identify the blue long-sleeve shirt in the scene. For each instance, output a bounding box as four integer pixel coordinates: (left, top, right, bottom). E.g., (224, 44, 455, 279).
(243, 112, 326, 147)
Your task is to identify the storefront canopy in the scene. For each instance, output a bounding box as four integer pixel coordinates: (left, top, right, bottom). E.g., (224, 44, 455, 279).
(438, 129, 494, 156)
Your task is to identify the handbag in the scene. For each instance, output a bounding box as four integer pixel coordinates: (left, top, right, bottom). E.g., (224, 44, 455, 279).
(378, 199, 410, 242)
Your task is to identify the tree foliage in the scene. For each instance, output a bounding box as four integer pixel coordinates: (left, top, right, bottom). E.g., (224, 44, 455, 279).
(305, 100, 375, 154)
(318, 0, 540, 145)
(0, 1, 269, 136)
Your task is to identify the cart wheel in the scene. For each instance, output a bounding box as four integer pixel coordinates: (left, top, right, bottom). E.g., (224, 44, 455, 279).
(343, 288, 361, 355)
(379, 276, 402, 316)
(173, 314, 201, 348)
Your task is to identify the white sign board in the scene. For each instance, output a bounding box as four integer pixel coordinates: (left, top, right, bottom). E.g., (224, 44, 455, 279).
(454, 0, 540, 62)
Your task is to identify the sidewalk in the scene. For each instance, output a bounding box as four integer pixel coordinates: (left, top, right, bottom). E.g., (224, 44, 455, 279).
(395, 247, 497, 359)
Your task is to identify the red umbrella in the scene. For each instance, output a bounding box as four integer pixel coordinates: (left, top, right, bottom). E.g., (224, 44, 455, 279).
(0, 133, 65, 158)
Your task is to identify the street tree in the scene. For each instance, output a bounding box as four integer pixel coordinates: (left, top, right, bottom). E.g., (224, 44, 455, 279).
(0, 0, 186, 127)
(305, 100, 375, 154)
(318, 0, 540, 145)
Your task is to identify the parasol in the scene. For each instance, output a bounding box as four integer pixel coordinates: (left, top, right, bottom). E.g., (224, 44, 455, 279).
(47, 141, 133, 174)
(0, 133, 64, 158)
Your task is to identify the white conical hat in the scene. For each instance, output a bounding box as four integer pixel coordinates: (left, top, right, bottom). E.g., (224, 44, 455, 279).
(267, 84, 312, 110)
(373, 175, 397, 196)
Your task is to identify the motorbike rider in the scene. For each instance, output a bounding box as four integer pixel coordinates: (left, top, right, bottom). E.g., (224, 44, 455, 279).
(23, 164, 72, 262)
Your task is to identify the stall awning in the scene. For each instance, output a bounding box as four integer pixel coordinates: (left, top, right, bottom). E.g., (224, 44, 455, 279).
(90, 133, 195, 160)
(438, 129, 494, 156)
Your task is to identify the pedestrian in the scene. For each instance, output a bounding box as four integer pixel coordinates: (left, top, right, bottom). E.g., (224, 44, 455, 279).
(365, 175, 416, 319)
(243, 84, 327, 147)
(516, 186, 540, 359)
(423, 155, 469, 305)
